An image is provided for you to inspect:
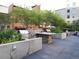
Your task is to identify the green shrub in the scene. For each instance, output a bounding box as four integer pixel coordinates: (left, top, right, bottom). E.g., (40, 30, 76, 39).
(0, 29, 22, 44)
(51, 27, 63, 33)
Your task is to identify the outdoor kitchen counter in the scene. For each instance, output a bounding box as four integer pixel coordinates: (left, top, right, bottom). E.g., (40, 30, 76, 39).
(36, 32, 55, 44)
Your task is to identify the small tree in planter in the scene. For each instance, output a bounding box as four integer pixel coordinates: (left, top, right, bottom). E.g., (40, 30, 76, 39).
(0, 29, 21, 44)
(51, 27, 66, 39)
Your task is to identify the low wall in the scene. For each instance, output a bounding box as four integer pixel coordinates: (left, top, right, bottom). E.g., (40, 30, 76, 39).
(54, 33, 66, 39)
(0, 37, 42, 59)
(68, 32, 75, 36)
(29, 38, 42, 55)
(77, 32, 79, 36)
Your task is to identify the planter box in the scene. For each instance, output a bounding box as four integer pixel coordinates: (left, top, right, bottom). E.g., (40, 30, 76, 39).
(68, 32, 75, 36)
(77, 32, 79, 36)
(29, 38, 42, 55)
(54, 33, 66, 39)
(0, 37, 42, 59)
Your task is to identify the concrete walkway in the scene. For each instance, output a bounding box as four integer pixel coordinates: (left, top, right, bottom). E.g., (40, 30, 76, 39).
(23, 36, 79, 59)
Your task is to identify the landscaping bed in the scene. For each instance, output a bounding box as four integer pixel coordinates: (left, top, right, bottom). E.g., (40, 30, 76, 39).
(0, 29, 21, 44)
(0, 29, 42, 59)
(51, 27, 67, 40)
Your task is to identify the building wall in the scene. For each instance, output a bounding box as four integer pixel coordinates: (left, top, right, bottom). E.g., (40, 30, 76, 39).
(8, 4, 17, 13)
(0, 5, 8, 14)
(8, 4, 14, 13)
(32, 5, 40, 13)
(55, 7, 79, 22)
(0, 4, 15, 14)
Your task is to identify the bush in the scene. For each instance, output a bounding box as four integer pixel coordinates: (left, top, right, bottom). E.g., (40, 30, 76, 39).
(0, 29, 22, 44)
(51, 27, 63, 33)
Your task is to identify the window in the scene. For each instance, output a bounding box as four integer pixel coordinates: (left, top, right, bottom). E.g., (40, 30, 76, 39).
(67, 9, 70, 13)
(67, 15, 70, 19)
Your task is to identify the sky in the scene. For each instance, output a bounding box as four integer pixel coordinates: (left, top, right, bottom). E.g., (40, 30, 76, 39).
(0, 0, 79, 11)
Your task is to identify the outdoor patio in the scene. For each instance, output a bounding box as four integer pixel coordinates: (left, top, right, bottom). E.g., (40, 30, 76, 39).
(23, 36, 79, 59)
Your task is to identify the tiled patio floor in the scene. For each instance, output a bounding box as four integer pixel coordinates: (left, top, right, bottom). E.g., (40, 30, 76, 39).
(23, 36, 79, 59)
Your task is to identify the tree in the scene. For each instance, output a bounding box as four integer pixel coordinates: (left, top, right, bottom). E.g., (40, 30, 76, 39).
(9, 6, 27, 24)
(8, 6, 68, 31)
(40, 10, 67, 30)
(71, 20, 79, 31)
(0, 13, 9, 24)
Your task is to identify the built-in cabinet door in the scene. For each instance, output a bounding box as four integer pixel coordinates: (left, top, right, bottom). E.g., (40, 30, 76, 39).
(15, 41, 29, 59)
(10, 44, 17, 59)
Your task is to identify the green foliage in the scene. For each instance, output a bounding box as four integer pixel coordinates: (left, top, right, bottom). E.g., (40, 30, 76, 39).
(0, 13, 9, 24)
(40, 11, 67, 29)
(9, 6, 27, 23)
(9, 7, 67, 27)
(0, 29, 21, 44)
(71, 20, 79, 31)
(0, 6, 68, 32)
(51, 27, 63, 33)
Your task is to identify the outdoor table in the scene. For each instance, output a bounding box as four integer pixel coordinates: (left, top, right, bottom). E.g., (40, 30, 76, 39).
(36, 32, 54, 44)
